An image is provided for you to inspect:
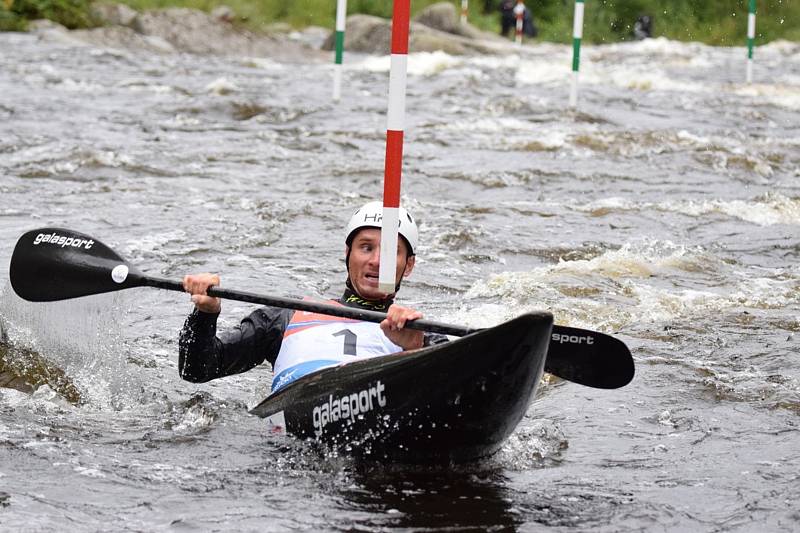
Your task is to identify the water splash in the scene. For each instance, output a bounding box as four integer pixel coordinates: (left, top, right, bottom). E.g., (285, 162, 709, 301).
(0, 284, 139, 409)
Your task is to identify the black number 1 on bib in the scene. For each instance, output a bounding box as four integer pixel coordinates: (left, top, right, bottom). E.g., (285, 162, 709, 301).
(333, 329, 358, 356)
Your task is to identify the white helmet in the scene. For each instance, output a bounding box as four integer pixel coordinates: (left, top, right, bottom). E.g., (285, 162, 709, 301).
(345, 201, 419, 256)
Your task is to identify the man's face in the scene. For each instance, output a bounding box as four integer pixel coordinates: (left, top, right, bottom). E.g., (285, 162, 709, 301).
(347, 228, 415, 300)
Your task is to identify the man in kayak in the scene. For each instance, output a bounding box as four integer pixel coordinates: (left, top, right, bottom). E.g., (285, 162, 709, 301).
(179, 201, 444, 393)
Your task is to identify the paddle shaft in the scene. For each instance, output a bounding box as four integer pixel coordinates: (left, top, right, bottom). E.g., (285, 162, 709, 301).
(142, 274, 634, 389)
(140, 275, 477, 337)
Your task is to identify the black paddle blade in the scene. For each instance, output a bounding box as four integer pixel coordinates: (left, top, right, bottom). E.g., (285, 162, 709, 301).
(10, 228, 143, 302)
(545, 325, 635, 389)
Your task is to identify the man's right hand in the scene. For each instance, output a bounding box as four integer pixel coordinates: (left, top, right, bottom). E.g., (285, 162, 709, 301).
(182, 273, 222, 313)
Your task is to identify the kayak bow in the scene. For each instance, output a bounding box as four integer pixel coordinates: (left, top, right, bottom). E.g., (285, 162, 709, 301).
(250, 312, 553, 463)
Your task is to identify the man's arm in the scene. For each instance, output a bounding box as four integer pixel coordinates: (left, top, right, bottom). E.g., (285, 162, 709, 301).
(178, 306, 292, 383)
(179, 272, 286, 383)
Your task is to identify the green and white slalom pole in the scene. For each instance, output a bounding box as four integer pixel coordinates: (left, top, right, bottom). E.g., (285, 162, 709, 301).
(569, 0, 584, 108)
(746, 0, 756, 84)
(378, 0, 410, 294)
(332, 0, 347, 101)
(461, 0, 468, 25)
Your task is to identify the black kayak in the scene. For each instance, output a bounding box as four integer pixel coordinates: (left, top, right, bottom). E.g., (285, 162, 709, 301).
(249, 312, 553, 463)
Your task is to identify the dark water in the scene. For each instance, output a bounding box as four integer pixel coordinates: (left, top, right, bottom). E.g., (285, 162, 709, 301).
(1, 30, 799, 531)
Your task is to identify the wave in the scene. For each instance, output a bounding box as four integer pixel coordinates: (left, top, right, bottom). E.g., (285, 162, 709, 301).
(453, 239, 799, 330)
(576, 192, 800, 226)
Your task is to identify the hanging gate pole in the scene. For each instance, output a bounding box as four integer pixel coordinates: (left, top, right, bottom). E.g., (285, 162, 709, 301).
(514, 0, 525, 46)
(569, 0, 585, 108)
(378, 0, 411, 294)
(746, 0, 757, 84)
(332, 0, 347, 101)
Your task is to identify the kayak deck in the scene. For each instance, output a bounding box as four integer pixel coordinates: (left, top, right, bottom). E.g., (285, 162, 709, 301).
(249, 312, 553, 463)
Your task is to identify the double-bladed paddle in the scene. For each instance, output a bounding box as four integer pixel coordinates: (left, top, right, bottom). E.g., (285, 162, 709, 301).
(9, 228, 634, 389)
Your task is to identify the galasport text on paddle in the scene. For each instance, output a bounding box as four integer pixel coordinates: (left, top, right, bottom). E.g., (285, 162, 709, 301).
(9, 228, 635, 390)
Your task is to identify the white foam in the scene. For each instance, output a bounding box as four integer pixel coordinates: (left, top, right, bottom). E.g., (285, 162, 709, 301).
(408, 50, 462, 76)
(353, 50, 462, 76)
(653, 194, 800, 226)
(117, 79, 180, 94)
(241, 57, 286, 70)
(80, 149, 133, 168)
(497, 419, 568, 469)
(462, 242, 690, 309)
(439, 116, 529, 133)
(205, 77, 239, 95)
(575, 194, 800, 226)
(435, 117, 571, 151)
(515, 57, 571, 85)
(629, 273, 797, 323)
(173, 403, 216, 432)
(56, 77, 106, 93)
(0, 388, 34, 409)
(675, 129, 712, 146)
(601, 37, 712, 61)
(124, 230, 187, 255)
(75, 466, 107, 478)
(460, 238, 799, 329)
(468, 53, 524, 70)
(732, 83, 800, 110)
(702, 195, 800, 226)
(589, 64, 706, 93)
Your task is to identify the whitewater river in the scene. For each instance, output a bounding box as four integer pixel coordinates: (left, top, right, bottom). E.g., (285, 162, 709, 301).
(1, 27, 799, 531)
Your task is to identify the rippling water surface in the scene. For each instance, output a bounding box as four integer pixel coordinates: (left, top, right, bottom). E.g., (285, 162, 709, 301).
(1, 30, 799, 531)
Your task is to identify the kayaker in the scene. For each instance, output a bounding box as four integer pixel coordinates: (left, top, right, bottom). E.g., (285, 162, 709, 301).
(179, 201, 445, 393)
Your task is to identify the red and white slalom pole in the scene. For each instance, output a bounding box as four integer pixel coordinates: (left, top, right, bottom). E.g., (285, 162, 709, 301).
(460, 0, 468, 25)
(378, 0, 410, 294)
(514, 0, 525, 46)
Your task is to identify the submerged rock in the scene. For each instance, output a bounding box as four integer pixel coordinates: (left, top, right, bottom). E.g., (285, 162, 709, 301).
(0, 340, 81, 404)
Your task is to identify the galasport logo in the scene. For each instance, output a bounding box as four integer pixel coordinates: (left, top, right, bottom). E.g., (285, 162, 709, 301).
(552, 332, 595, 345)
(312, 380, 387, 437)
(33, 232, 94, 249)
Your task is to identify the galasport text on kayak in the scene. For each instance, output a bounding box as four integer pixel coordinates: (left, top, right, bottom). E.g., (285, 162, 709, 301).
(312, 380, 387, 437)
